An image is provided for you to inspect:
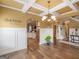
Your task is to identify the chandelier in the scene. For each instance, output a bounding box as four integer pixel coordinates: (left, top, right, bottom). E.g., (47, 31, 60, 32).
(42, 0, 56, 21)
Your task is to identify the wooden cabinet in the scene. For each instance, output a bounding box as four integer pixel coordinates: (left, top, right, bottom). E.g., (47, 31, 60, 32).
(27, 20, 39, 51)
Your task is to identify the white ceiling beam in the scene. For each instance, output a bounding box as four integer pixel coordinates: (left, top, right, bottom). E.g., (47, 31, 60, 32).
(15, 0, 61, 17)
(27, 11, 41, 16)
(0, 4, 23, 12)
(39, 11, 48, 16)
(32, 3, 48, 12)
(40, 2, 68, 16)
(39, 0, 79, 16)
(15, 0, 42, 16)
(51, 12, 60, 16)
(39, 11, 60, 17)
(22, 0, 36, 13)
(60, 11, 75, 16)
(15, 0, 48, 16)
(70, 0, 79, 4)
(15, 0, 48, 12)
(71, 17, 79, 22)
(63, 0, 78, 11)
(49, 2, 68, 13)
(59, 10, 79, 20)
(0, 4, 40, 16)
(15, 0, 25, 4)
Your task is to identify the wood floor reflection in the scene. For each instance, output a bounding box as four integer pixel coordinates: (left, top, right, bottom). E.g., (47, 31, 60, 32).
(1, 43, 79, 59)
(27, 38, 39, 51)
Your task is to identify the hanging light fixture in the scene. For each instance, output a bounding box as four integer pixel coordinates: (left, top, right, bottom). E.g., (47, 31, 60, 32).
(42, 0, 56, 21)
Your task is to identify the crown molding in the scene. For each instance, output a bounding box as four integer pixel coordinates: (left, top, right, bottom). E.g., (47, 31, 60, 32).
(0, 4, 23, 12)
(0, 4, 40, 16)
(71, 17, 79, 22)
(32, 3, 48, 12)
(39, 0, 79, 16)
(22, 0, 36, 12)
(15, 0, 25, 4)
(63, 0, 78, 11)
(40, 2, 68, 16)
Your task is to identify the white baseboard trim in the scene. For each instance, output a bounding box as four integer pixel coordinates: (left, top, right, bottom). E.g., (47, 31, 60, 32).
(59, 41, 79, 47)
(40, 42, 46, 45)
(0, 48, 27, 56)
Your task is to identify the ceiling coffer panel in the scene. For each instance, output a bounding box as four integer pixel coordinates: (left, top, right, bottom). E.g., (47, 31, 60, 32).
(74, 2, 79, 9)
(36, 0, 64, 8)
(56, 6, 72, 14)
(28, 7, 43, 14)
(0, 0, 23, 9)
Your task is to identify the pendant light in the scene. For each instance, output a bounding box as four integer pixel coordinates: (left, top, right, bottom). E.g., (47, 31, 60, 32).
(42, 0, 56, 21)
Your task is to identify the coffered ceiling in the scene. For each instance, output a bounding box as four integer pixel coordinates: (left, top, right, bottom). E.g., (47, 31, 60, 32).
(56, 6, 72, 14)
(36, 0, 64, 8)
(28, 7, 43, 14)
(0, 0, 79, 20)
(0, 0, 23, 9)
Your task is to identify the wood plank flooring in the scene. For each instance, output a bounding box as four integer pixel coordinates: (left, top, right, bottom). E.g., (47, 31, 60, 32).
(1, 43, 79, 59)
(27, 38, 39, 51)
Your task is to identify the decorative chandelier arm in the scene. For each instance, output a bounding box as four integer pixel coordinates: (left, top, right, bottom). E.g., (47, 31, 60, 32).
(42, 16, 47, 21)
(41, 0, 56, 21)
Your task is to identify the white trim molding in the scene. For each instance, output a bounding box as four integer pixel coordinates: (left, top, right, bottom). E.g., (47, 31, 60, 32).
(63, 0, 78, 11)
(0, 4, 23, 12)
(40, 2, 68, 16)
(39, 0, 79, 16)
(71, 17, 79, 22)
(32, 3, 48, 12)
(22, 0, 36, 12)
(27, 11, 41, 16)
(0, 4, 40, 16)
(1, 0, 79, 17)
(71, 0, 79, 4)
(15, 0, 25, 4)
(60, 40, 79, 47)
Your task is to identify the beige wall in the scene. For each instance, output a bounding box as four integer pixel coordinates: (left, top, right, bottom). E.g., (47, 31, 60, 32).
(0, 6, 41, 28)
(0, 6, 79, 28)
(0, 6, 55, 28)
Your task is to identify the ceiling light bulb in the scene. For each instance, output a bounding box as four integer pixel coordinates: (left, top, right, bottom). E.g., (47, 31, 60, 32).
(51, 16, 56, 21)
(48, 19, 51, 22)
(42, 16, 47, 21)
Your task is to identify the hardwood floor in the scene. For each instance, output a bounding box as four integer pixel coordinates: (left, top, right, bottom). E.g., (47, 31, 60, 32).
(27, 38, 39, 51)
(1, 43, 79, 59)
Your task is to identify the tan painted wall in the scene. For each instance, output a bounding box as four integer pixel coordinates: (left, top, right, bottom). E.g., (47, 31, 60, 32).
(0, 6, 41, 28)
(0, 6, 53, 28)
(0, 6, 79, 28)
